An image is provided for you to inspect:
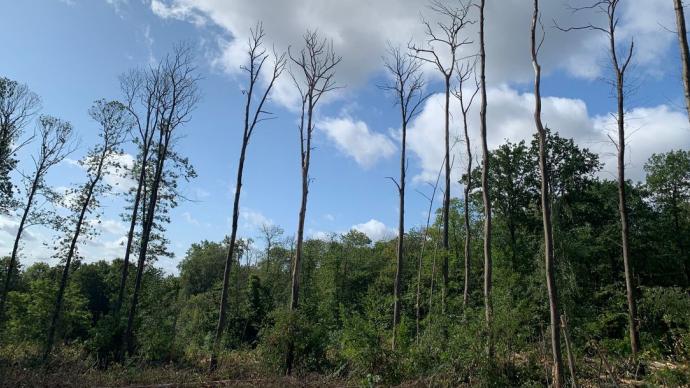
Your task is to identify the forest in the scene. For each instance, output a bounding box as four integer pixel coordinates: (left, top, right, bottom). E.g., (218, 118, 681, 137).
(1, 0, 690, 386)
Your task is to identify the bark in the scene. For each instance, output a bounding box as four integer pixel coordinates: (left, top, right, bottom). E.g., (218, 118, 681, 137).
(115, 148, 147, 313)
(462, 108, 472, 309)
(124, 128, 171, 356)
(608, 11, 640, 357)
(210, 138, 247, 370)
(674, 0, 690, 126)
(478, 0, 494, 360)
(532, 1, 564, 385)
(44, 149, 106, 360)
(0, 171, 39, 319)
(392, 103, 406, 351)
(441, 76, 451, 314)
(561, 314, 578, 388)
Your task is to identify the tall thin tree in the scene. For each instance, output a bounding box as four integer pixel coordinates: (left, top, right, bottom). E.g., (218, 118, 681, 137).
(124, 44, 199, 356)
(210, 23, 286, 371)
(557, 0, 640, 358)
(673, 0, 690, 126)
(115, 64, 165, 314)
(410, 0, 473, 312)
(382, 44, 426, 350)
(44, 100, 131, 360)
(477, 0, 494, 360)
(0, 115, 75, 321)
(286, 30, 341, 374)
(452, 61, 479, 309)
(532, 1, 564, 385)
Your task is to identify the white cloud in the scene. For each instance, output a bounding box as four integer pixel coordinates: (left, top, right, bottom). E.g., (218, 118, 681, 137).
(593, 105, 690, 181)
(317, 116, 396, 168)
(149, 0, 676, 93)
(240, 208, 273, 231)
(408, 86, 690, 185)
(351, 219, 396, 242)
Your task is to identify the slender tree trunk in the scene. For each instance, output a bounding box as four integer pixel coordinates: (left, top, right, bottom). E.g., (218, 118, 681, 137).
(532, 1, 564, 385)
(210, 138, 249, 370)
(116, 148, 147, 313)
(478, 0, 494, 360)
(441, 77, 451, 315)
(674, 0, 690, 126)
(392, 116, 406, 351)
(44, 155, 105, 360)
(0, 171, 39, 319)
(124, 135, 170, 356)
(286, 99, 313, 376)
(462, 111, 472, 309)
(561, 314, 578, 388)
(616, 70, 640, 357)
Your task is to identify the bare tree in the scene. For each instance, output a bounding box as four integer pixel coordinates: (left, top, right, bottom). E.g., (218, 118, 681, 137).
(674, 0, 690, 126)
(410, 0, 473, 313)
(44, 100, 131, 360)
(0, 115, 75, 321)
(260, 223, 284, 276)
(557, 0, 640, 358)
(0, 77, 41, 213)
(115, 63, 166, 315)
(452, 61, 479, 309)
(286, 30, 341, 375)
(210, 23, 286, 371)
(477, 0, 494, 359)
(381, 44, 426, 350)
(532, 1, 564, 385)
(123, 44, 199, 356)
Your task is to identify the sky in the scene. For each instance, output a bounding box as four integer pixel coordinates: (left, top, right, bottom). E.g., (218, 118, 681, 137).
(1, 0, 689, 274)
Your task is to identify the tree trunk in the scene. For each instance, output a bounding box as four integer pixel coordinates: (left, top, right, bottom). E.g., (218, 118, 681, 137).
(286, 98, 313, 376)
(532, 1, 564, 385)
(616, 71, 640, 357)
(116, 147, 148, 313)
(478, 0, 494, 360)
(210, 137, 249, 370)
(44, 153, 105, 360)
(561, 314, 578, 388)
(674, 0, 690, 126)
(462, 110, 472, 309)
(442, 77, 451, 315)
(392, 116, 406, 351)
(0, 170, 39, 319)
(124, 134, 170, 356)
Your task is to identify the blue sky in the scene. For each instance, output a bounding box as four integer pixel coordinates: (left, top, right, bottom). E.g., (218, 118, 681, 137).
(1, 0, 689, 273)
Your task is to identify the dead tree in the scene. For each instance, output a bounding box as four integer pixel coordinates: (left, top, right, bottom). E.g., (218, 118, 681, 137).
(557, 0, 640, 358)
(452, 61, 479, 309)
(381, 44, 426, 351)
(285, 30, 341, 375)
(124, 44, 199, 356)
(532, 1, 564, 386)
(674, 0, 690, 126)
(477, 0, 494, 360)
(0, 115, 75, 321)
(44, 100, 131, 360)
(210, 23, 286, 371)
(0, 77, 41, 213)
(410, 0, 473, 313)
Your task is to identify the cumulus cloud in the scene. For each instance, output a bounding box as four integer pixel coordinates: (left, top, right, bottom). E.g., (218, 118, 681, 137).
(593, 105, 690, 181)
(240, 208, 273, 231)
(351, 219, 396, 242)
(317, 116, 396, 168)
(408, 86, 689, 185)
(150, 0, 675, 87)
